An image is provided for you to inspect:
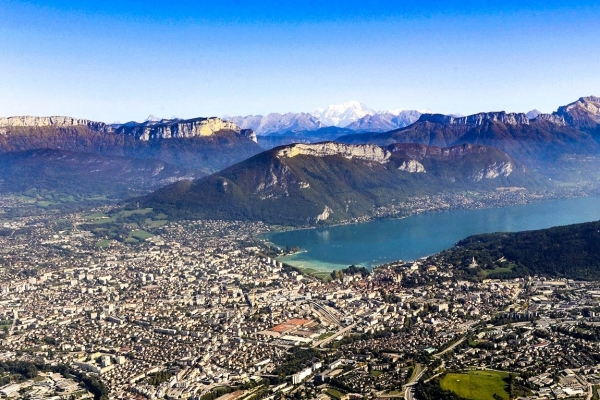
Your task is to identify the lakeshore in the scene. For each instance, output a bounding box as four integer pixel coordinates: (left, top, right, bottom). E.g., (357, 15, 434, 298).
(266, 194, 600, 273)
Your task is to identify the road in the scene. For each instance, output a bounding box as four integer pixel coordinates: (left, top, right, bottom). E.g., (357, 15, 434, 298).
(9, 316, 17, 336)
(405, 386, 415, 400)
(406, 364, 427, 386)
(424, 360, 446, 383)
(313, 323, 357, 348)
(373, 363, 425, 399)
(433, 336, 466, 359)
(404, 364, 427, 400)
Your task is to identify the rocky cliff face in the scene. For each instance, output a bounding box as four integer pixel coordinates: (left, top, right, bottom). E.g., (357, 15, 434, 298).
(114, 117, 255, 142)
(470, 162, 513, 181)
(532, 113, 567, 125)
(0, 116, 111, 133)
(389, 143, 515, 179)
(418, 112, 531, 126)
(555, 96, 600, 126)
(276, 142, 391, 163)
(0, 115, 256, 143)
(0, 115, 261, 173)
(398, 160, 426, 173)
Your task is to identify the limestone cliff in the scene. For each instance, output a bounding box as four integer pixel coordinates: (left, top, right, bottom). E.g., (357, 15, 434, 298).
(0, 115, 256, 143)
(0, 116, 111, 132)
(398, 160, 426, 173)
(470, 162, 514, 181)
(0, 115, 261, 173)
(418, 111, 531, 126)
(115, 117, 255, 142)
(555, 96, 600, 126)
(533, 113, 567, 125)
(276, 142, 391, 163)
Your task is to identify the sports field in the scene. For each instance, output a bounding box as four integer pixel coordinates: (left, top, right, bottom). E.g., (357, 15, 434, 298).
(440, 370, 510, 400)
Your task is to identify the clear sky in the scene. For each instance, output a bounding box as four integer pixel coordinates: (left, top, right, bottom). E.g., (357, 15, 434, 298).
(1, 0, 600, 122)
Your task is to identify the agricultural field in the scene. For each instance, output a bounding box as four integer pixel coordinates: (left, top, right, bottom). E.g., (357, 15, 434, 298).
(440, 370, 510, 400)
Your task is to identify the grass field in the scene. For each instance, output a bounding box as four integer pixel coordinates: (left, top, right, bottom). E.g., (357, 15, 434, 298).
(83, 208, 161, 245)
(296, 267, 332, 281)
(440, 371, 510, 400)
(326, 388, 344, 399)
(97, 239, 112, 248)
(131, 230, 153, 240)
(145, 218, 168, 228)
(481, 265, 514, 276)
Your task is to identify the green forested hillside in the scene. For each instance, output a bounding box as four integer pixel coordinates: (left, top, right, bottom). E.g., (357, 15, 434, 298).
(141, 142, 540, 225)
(440, 220, 600, 280)
(0, 149, 194, 199)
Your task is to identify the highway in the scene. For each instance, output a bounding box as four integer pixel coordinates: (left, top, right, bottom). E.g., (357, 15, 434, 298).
(404, 364, 427, 400)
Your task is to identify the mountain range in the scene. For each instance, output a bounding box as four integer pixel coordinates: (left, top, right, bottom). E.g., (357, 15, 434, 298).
(2, 95, 600, 223)
(0, 116, 262, 208)
(338, 96, 600, 167)
(0, 116, 262, 174)
(141, 141, 534, 225)
(141, 96, 600, 225)
(226, 101, 430, 148)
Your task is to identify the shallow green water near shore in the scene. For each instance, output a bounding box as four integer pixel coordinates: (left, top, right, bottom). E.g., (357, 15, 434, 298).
(267, 196, 600, 271)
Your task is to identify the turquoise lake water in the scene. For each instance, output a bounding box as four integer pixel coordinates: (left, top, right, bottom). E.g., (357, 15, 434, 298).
(266, 196, 600, 271)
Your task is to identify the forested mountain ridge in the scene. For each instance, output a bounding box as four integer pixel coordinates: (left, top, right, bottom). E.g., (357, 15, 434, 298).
(436, 219, 600, 280)
(140, 142, 538, 225)
(0, 149, 196, 199)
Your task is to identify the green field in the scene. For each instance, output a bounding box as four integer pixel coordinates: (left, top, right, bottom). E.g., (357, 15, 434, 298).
(130, 230, 153, 240)
(296, 267, 332, 281)
(326, 388, 344, 399)
(440, 371, 510, 400)
(145, 218, 168, 228)
(97, 239, 112, 248)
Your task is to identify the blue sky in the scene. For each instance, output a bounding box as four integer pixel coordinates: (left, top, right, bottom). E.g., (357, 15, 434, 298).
(1, 0, 600, 122)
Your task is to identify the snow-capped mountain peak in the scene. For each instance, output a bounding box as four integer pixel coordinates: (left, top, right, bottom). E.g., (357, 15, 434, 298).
(526, 109, 541, 120)
(146, 114, 160, 122)
(378, 108, 434, 116)
(313, 101, 375, 127)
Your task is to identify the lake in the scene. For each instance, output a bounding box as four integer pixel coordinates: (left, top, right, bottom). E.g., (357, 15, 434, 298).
(266, 196, 600, 271)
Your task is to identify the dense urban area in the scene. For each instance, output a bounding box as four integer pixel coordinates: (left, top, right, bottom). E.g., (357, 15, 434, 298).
(1, 197, 600, 400)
